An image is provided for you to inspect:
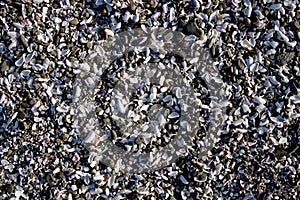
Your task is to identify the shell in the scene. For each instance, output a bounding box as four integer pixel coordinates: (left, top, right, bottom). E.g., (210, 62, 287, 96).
(15, 54, 26, 67)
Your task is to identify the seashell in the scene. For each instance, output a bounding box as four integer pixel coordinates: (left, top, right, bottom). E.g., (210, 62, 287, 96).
(290, 95, 300, 104)
(244, 6, 252, 17)
(232, 0, 241, 7)
(85, 16, 93, 24)
(15, 54, 26, 67)
(56, 104, 69, 113)
(240, 39, 254, 50)
(263, 31, 274, 40)
(277, 30, 289, 42)
(132, 37, 147, 46)
(43, 58, 51, 67)
(168, 171, 178, 177)
(105, 29, 114, 37)
(80, 37, 88, 44)
(253, 96, 266, 105)
(268, 41, 279, 48)
(47, 43, 55, 52)
(286, 41, 297, 47)
(129, 77, 138, 84)
(95, 0, 103, 6)
(272, 115, 284, 123)
(268, 76, 280, 85)
(33, 0, 44, 3)
(243, 0, 251, 6)
(0, 94, 6, 104)
(163, 95, 172, 102)
(233, 118, 243, 126)
(184, 35, 197, 41)
(214, 163, 223, 175)
(192, 0, 200, 9)
(85, 77, 96, 89)
(269, 3, 282, 10)
(62, 49, 70, 56)
(104, 0, 113, 5)
(13, 22, 24, 29)
(168, 112, 179, 119)
(278, 137, 287, 144)
(132, 14, 139, 23)
(33, 64, 46, 71)
(54, 17, 62, 24)
(175, 87, 182, 98)
(116, 99, 126, 114)
(1, 159, 9, 166)
(25, 52, 36, 63)
(209, 10, 218, 22)
(160, 86, 168, 93)
(152, 12, 161, 21)
(242, 104, 250, 113)
(21, 70, 31, 77)
(169, 7, 175, 22)
(287, 30, 294, 38)
(7, 31, 18, 38)
(7, 74, 15, 83)
(86, 9, 95, 16)
(180, 175, 188, 184)
(162, 3, 168, 13)
(9, 40, 17, 50)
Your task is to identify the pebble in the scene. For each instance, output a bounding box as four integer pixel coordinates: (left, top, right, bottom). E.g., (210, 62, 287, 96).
(70, 18, 79, 26)
(1, 60, 10, 72)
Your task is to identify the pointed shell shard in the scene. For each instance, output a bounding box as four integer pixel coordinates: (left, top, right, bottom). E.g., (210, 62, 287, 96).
(168, 112, 179, 119)
(290, 95, 300, 104)
(15, 54, 26, 67)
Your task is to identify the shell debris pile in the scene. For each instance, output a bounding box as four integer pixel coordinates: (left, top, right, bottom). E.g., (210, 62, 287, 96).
(0, 0, 299, 199)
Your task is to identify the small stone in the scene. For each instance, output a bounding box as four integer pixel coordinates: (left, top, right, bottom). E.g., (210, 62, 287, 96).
(6, 184, 14, 193)
(18, 109, 26, 119)
(238, 59, 246, 70)
(279, 137, 288, 144)
(150, 0, 158, 8)
(62, 133, 69, 141)
(70, 18, 79, 26)
(87, 42, 92, 49)
(50, 50, 57, 57)
(1, 60, 10, 72)
(245, 18, 251, 26)
(135, 136, 144, 145)
(211, 45, 217, 57)
(130, 0, 137, 11)
(46, 173, 54, 183)
(294, 20, 300, 29)
(48, 65, 54, 73)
